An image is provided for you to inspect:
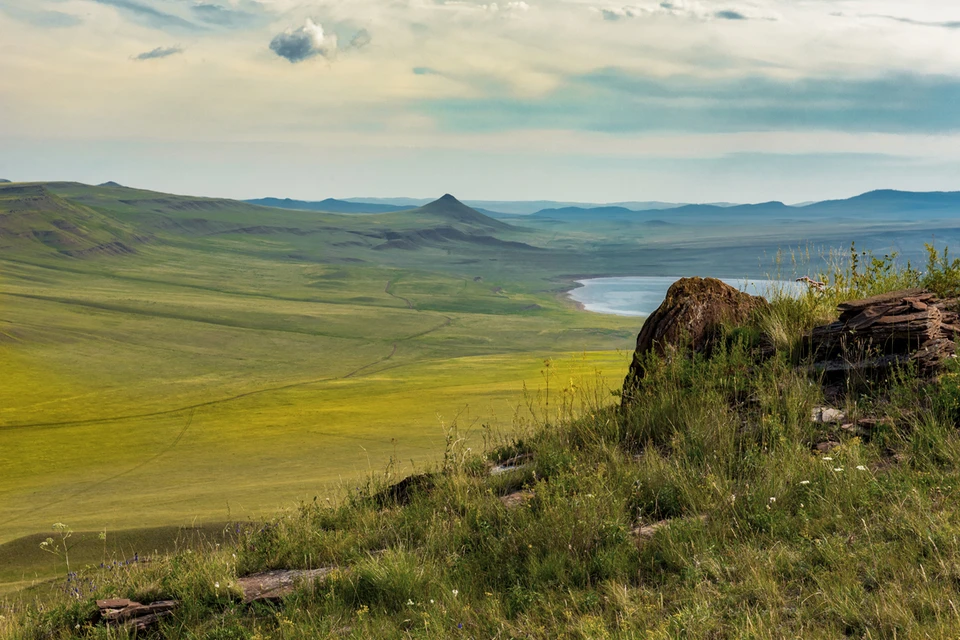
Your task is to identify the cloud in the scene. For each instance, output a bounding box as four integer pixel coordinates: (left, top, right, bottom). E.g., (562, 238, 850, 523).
(413, 67, 441, 75)
(269, 19, 336, 63)
(715, 10, 747, 20)
(0, 6, 82, 28)
(868, 15, 960, 30)
(348, 28, 372, 50)
(416, 70, 960, 136)
(91, 0, 202, 31)
(597, 3, 763, 22)
(190, 2, 263, 28)
(600, 8, 636, 21)
(134, 45, 184, 60)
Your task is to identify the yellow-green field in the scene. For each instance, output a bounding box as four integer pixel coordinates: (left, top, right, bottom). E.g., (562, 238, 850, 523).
(0, 183, 650, 592)
(0, 240, 637, 591)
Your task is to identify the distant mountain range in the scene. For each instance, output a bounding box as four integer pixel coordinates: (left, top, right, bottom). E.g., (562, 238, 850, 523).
(248, 189, 960, 223)
(249, 196, 715, 216)
(530, 190, 960, 223)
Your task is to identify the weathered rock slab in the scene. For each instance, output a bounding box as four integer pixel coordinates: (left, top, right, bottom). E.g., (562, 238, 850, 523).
(238, 568, 335, 603)
(808, 288, 960, 377)
(96, 598, 178, 630)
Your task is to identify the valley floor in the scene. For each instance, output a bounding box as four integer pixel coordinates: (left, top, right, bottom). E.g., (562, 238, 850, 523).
(0, 247, 635, 590)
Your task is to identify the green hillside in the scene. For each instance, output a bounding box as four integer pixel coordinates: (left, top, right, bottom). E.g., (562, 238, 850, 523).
(0, 182, 638, 583)
(8, 255, 960, 638)
(0, 185, 144, 258)
(7, 180, 960, 622)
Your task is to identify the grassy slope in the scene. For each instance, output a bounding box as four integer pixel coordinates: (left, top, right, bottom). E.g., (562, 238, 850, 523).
(5, 180, 960, 610)
(9, 259, 960, 637)
(0, 184, 637, 567)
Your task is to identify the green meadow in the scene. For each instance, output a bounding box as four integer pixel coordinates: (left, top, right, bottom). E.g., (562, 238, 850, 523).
(3, 181, 946, 594)
(0, 184, 646, 591)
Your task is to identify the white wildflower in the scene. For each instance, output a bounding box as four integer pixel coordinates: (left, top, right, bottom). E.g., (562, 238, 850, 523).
(834, 467, 844, 472)
(856, 465, 868, 471)
(215, 581, 220, 589)
(800, 480, 811, 485)
(452, 589, 459, 597)
(769, 497, 776, 503)
(822, 457, 833, 461)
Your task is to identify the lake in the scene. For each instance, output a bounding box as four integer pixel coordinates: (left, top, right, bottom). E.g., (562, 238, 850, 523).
(568, 277, 805, 317)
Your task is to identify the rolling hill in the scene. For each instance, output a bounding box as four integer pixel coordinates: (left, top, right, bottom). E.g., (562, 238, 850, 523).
(245, 197, 411, 214)
(0, 183, 145, 258)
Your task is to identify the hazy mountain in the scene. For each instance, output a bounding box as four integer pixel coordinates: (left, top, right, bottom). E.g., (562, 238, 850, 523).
(245, 197, 411, 214)
(345, 198, 693, 216)
(408, 194, 512, 231)
(530, 190, 960, 223)
(98, 181, 124, 188)
(0, 179, 11, 184)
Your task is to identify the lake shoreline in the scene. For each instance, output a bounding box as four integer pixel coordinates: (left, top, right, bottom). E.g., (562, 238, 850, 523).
(568, 276, 803, 317)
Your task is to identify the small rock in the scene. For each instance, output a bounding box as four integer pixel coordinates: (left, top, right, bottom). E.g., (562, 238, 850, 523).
(811, 407, 846, 424)
(490, 454, 534, 476)
(632, 515, 707, 541)
(815, 441, 841, 453)
(96, 599, 137, 610)
(499, 490, 534, 509)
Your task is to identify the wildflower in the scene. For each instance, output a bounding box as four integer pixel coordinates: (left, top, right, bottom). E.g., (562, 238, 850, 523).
(214, 582, 220, 589)
(769, 497, 776, 503)
(452, 589, 459, 597)
(800, 481, 811, 486)
(430, 599, 435, 604)
(856, 465, 868, 471)
(834, 467, 844, 472)
(407, 599, 415, 606)
(822, 457, 833, 461)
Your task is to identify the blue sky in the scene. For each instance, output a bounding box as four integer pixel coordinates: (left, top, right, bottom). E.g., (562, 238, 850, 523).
(1, 0, 959, 203)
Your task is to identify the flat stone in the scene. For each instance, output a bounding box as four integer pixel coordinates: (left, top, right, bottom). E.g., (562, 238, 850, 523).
(632, 515, 707, 541)
(238, 568, 335, 603)
(812, 407, 846, 424)
(104, 601, 178, 623)
(499, 490, 534, 509)
(96, 598, 138, 610)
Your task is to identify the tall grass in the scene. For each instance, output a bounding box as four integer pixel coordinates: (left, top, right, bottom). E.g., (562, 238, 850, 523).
(8, 246, 960, 638)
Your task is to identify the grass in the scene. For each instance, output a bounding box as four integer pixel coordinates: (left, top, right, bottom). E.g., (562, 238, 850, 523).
(5, 246, 960, 636)
(0, 205, 637, 590)
(9, 180, 960, 634)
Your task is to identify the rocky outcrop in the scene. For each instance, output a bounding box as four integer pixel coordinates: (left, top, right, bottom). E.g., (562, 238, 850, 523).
(807, 288, 960, 378)
(622, 277, 767, 407)
(96, 599, 178, 631)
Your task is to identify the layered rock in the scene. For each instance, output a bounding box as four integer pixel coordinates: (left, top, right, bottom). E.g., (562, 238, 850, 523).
(808, 288, 960, 377)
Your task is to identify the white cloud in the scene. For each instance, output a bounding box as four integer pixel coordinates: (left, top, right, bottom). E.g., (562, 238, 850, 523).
(269, 18, 336, 63)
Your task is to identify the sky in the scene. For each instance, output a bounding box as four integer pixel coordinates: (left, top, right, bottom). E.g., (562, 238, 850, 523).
(1, 0, 960, 203)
